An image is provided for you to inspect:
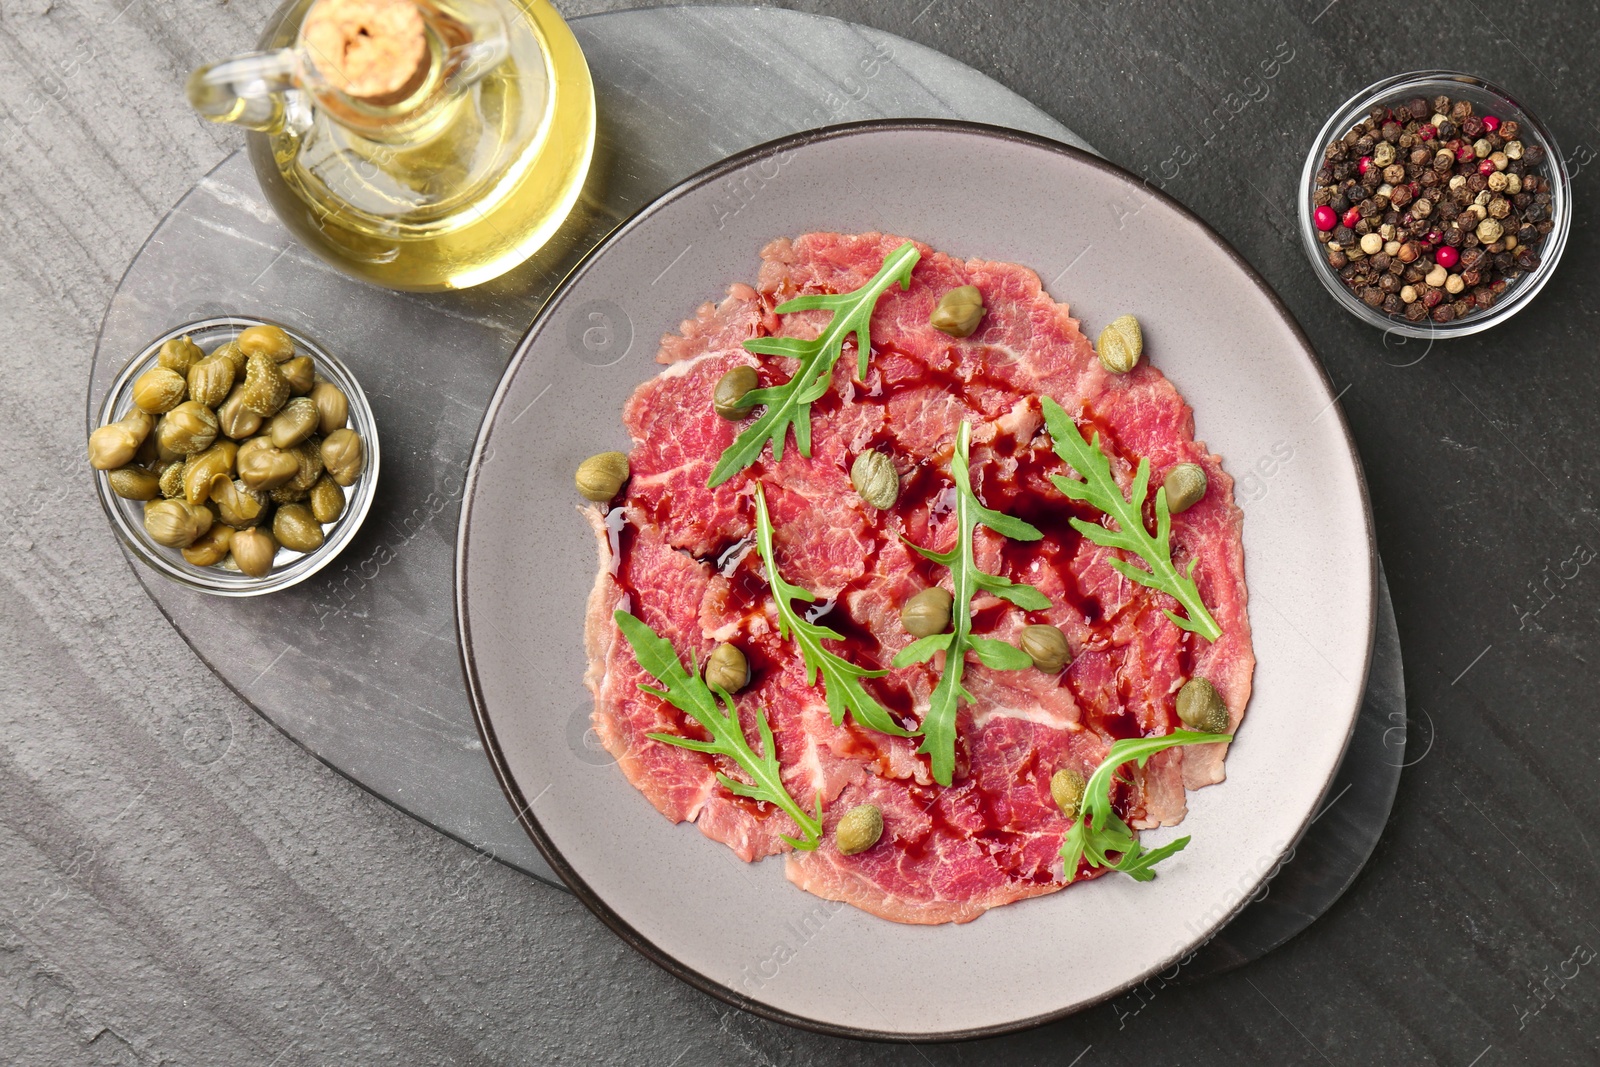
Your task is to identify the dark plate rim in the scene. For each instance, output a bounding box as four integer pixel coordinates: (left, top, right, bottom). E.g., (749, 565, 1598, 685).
(453, 117, 1379, 1043)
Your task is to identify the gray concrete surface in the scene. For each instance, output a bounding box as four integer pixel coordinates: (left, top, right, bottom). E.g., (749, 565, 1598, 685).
(5, 1, 1599, 1064)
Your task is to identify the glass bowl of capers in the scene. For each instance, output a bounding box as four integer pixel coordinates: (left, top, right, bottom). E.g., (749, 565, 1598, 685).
(89, 316, 380, 596)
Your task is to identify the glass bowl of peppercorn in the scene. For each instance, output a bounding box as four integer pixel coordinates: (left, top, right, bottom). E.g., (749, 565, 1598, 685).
(1301, 71, 1569, 338)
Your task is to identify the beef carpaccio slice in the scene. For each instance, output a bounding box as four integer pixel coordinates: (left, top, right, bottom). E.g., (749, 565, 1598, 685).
(582, 232, 1253, 924)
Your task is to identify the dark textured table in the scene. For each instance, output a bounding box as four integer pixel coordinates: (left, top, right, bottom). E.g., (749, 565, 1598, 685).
(3, 1, 1597, 1064)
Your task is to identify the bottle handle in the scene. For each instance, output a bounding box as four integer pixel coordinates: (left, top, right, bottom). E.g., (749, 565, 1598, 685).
(186, 49, 298, 133)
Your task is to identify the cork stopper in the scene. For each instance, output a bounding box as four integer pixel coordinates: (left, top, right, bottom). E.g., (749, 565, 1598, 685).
(301, 0, 428, 101)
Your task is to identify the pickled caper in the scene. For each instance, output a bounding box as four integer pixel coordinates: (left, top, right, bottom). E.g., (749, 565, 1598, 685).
(281, 356, 315, 395)
(229, 525, 277, 577)
(157, 460, 186, 499)
(320, 429, 363, 487)
(287, 436, 325, 491)
(309, 475, 345, 524)
(273, 503, 324, 553)
(269, 484, 308, 505)
(310, 381, 348, 435)
(834, 804, 884, 856)
(182, 441, 238, 505)
(238, 350, 290, 417)
(88, 409, 154, 470)
(575, 450, 627, 502)
(703, 643, 750, 694)
(1050, 768, 1086, 819)
(155, 401, 218, 457)
(210, 476, 267, 528)
(181, 523, 234, 567)
(212, 339, 248, 376)
(144, 499, 211, 549)
(187, 354, 236, 408)
(1162, 463, 1207, 514)
(930, 285, 986, 338)
(268, 397, 319, 449)
(1017, 624, 1071, 673)
(1175, 677, 1229, 734)
(157, 335, 203, 375)
(900, 587, 953, 638)
(238, 323, 295, 362)
(106, 466, 161, 501)
(132, 366, 187, 414)
(237, 438, 298, 491)
(216, 384, 263, 440)
(712, 366, 760, 419)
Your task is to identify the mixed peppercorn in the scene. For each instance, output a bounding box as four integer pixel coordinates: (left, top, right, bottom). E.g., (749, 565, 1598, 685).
(1311, 93, 1554, 324)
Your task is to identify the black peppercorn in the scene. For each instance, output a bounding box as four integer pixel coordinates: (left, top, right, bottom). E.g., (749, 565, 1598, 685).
(1405, 301, 1429, 321)
(1515, 248, 1541, 270)
(1334, 225, 1356, 245)
(1379, 273, 1400, 294)
(1328, 249, 1348, 268)
(1370, 251, 1392, 271)
(1524, 144, 1545, 166)
(1461, 116, 1484, 139)
(1362, 286, 1385, 307)
(1423, 288, 1444, 308)
(1383, 293, 1403, 314)
(1453, 297, 1472, 318)
(1493, 251, 1514, 272)
(1436, 119, 1456, 140)
(1432, 303, 1455, 323)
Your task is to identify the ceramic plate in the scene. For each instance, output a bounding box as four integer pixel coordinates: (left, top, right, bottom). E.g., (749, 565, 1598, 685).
(456, 121, 1374, 1040)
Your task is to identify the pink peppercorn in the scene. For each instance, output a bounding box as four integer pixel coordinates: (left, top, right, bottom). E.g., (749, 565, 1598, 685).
(1426, 230, 1442, 244)
(1358, 156, 1373, 175)
(1314, 205, 1337, 231)
(1478, 158, 1496, 176)
(1343, 207, 1361, 228)
(1417, 124, 1436, 140)
(1483, 115, 1500, 132)
(1436, 245, 1459, 268)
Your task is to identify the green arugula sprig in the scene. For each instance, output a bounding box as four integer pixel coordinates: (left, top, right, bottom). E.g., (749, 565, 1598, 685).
(1040, 397, 1222, 642)
(752, 485, 912, 739)
(892, 421, 1053, 786)
(614, 610, 822, 850)
(1061, 730, 1232, 882)
(708, 241, 921, 487)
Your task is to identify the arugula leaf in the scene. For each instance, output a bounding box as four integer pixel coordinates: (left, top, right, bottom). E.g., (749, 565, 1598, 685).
(1060, 730, 1232, 883)
(707, 242, 921, 487)
(892, 421, 1052, 786)
(751, 486, 913, 738)
(1040, 397, 1222, 642)
(614, 610, 822, 850)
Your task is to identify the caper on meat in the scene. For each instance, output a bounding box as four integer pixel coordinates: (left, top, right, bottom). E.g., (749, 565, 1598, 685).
(273, 503, 324, 553)
(156, 400, 219, 457)
(1163, 462, 1207, 514)
(1017, 624, 1071, 673)
(575, 450, 628, 502)
(157, 335, 203, 375)
(144, 499, 211, 549)
(310, 381, 348, 435)
(182, 441, 238, 505)
(228, 525, 278, 577)
(106, 466, 161, 501)
(834, 803, 884, 856)
(1050, 767, 1086, 819)
(900, 586, 953, 638)
(181, 523, 234, 567)
(238, 323, 295, 362)
(238, 350, 290, 417)
(132, 366, 188, 414)
(187, 354, 236, 408)
(309, 475, 345, 524)
(712, 366, 760, 420)
(216, 384, 263, 440)
(1175, 677, 1229, 734)
(930, 285, 985, 338)
(281, 356, 315, 395)
(1097, 314, 1143, 374)
(850, 450, 899, 510)
(703, 643, 750, 694)
(268, 397, 319, 449)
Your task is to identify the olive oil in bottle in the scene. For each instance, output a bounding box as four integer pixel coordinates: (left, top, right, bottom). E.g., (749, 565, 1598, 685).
(187, 0, 595, 292)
